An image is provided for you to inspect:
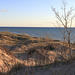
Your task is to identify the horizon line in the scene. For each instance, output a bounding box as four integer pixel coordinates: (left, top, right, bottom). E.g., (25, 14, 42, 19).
(0, 26, 75, 28)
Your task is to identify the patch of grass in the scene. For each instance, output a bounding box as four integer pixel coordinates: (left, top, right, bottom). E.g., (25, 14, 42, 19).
(28, 48, 36, 55)
(13, 51, 27, 54)
(62, 57, 75, 65)
(44, 44, 55, 51)
(8, 63, 24, 73)
(17, 37, 28, 40)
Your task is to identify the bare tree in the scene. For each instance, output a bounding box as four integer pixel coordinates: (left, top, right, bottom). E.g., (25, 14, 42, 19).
(52, 1, 75, 58)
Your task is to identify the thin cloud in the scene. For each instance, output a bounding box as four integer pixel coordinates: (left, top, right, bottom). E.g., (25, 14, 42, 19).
(0, 9, 10, 12)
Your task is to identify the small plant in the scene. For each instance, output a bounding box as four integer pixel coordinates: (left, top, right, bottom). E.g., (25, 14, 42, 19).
(44, 44, 55, 51)
(28, 48, 36, 55)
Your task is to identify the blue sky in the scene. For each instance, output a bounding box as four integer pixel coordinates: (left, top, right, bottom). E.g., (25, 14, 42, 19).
(0, 0, 75, 27)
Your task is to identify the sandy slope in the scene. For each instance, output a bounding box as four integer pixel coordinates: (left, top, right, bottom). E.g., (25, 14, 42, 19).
(0, 32, 75, 75)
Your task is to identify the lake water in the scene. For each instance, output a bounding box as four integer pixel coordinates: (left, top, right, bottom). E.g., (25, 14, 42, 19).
(0, 27, 75, 42)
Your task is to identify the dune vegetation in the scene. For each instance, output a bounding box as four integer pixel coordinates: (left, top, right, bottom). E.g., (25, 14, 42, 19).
(0, 32, 75, 75)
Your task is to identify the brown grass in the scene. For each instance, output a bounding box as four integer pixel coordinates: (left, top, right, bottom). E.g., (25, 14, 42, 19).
(0, 32, 75, 75)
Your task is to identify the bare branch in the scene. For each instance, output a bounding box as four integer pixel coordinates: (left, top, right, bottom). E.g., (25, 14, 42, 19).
(52, 0, 75, 58)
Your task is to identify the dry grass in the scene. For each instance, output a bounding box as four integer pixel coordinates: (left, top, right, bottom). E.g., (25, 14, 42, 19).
(0, 32, 75, 75)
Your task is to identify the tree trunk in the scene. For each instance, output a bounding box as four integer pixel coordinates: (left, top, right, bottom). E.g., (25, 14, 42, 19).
(68, 33, 71, 58)
(64, 28, 66, 41)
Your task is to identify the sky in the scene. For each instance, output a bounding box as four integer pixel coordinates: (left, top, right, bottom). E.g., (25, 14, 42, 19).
(0, 0, 75, 27)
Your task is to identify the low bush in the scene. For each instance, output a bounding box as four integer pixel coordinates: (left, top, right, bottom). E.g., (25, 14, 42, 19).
(44, 44, 55, 51)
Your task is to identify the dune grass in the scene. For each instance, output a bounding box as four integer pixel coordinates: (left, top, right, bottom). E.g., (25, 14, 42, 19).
(0, 32, 75, 75)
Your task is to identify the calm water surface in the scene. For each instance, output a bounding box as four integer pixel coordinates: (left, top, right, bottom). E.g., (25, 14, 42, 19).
(0, 27, 75, 42)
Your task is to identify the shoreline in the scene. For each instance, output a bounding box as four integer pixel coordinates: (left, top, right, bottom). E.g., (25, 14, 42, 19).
(0, 27, 75, 43)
